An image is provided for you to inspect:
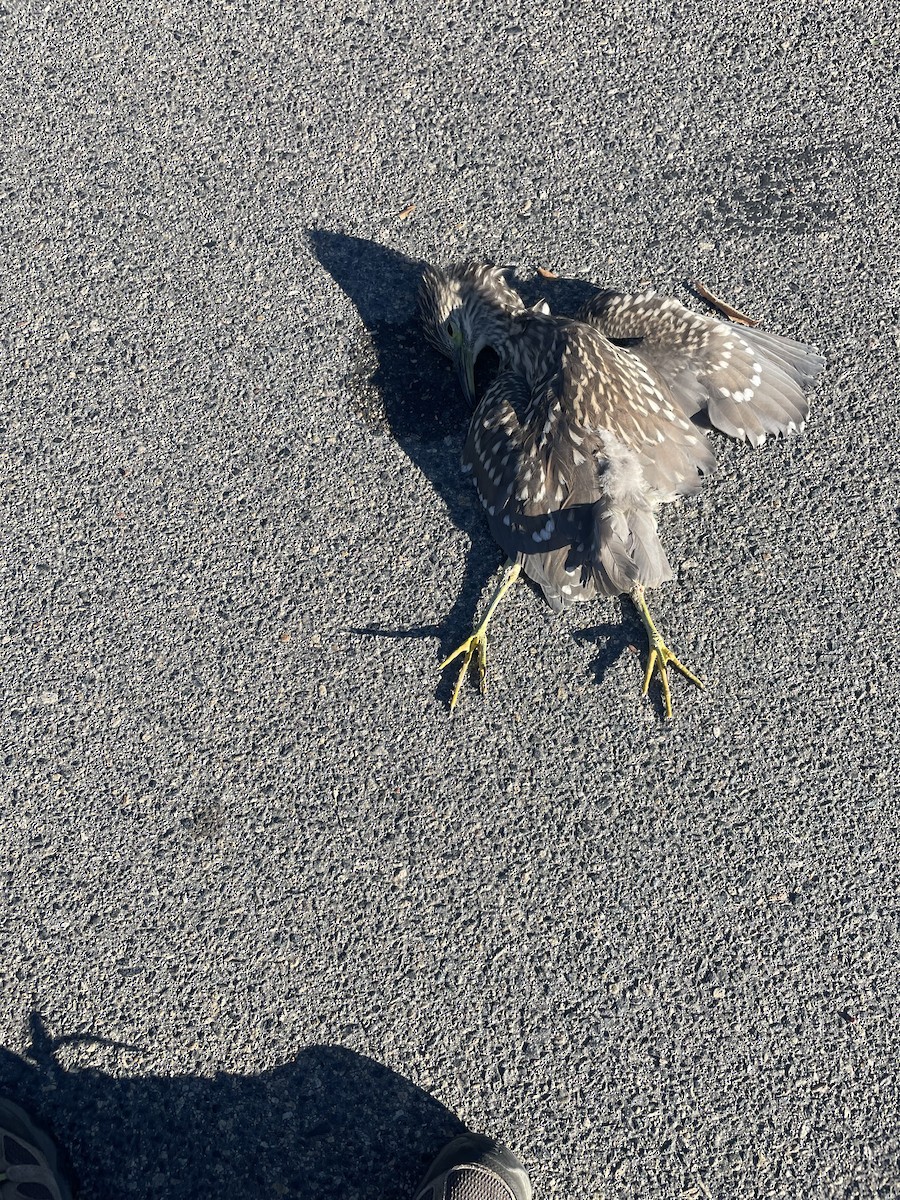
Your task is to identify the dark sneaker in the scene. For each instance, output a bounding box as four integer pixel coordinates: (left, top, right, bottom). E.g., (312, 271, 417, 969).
(413, 1133, 532, 1200)
(0, 1097, 74, 1200)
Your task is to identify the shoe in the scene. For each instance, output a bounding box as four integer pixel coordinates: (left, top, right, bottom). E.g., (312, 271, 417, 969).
(0, 1097, 74, 1200)
(413, 1133, 532, 1200)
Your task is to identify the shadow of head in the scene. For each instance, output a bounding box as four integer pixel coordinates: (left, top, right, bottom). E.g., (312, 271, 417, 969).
(307, 231, 598, 461)
(1, 1014, 465, 1200)
(308, 230, 469, 450)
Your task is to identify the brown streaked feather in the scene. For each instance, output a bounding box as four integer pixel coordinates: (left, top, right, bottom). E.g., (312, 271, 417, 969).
(420, 262, 824, 608)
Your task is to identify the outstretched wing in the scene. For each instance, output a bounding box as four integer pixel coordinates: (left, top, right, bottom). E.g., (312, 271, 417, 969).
(577, 290, 825, 448)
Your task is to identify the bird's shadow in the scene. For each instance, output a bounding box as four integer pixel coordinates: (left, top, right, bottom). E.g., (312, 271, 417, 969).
(572, 616, 636, 690)
(1, 1012, 466, 1200)
(309, 231, 600, 666)
(310, 230, 489, 652)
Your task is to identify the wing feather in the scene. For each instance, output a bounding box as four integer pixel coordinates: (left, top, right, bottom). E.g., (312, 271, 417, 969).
(577, 290, 824, 447)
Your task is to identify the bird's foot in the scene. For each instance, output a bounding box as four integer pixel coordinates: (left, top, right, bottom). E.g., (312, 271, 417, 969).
(641, 633, 704, 719)
(439, 626, 489, 711)
(438, 561, 521, 713)
(630, 585, 704, 719)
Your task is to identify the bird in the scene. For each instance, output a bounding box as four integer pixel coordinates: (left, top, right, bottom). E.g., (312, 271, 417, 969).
(419, 262, 824, 717)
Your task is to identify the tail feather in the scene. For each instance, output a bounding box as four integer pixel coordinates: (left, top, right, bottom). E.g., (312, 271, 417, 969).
(592, 497, 673, 596)
(595, 508, 640, 594)
(628, 506, 673, 586)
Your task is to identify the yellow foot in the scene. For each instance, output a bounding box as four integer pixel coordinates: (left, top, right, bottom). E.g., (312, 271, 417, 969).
(630, 584, 704, 719)
(439, 627, 489, 711)
(641, 635, 704, 720)
(438, 561, 521, 712)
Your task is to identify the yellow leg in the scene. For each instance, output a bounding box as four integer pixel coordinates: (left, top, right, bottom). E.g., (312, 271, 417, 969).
(440, 561, 522, 710)
(630, 584, 704, 719)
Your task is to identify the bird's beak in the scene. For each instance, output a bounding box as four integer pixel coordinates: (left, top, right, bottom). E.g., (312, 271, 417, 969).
(452, 341, 477, 406)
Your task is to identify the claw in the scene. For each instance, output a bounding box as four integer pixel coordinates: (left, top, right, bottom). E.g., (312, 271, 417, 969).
(439, 630, 488, 710)
(438, 560, 521, 712)
(631, 585, 704, 719)
(640, 638, 704, 719)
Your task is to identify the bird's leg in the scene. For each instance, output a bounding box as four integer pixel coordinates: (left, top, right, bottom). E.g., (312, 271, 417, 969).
(440, 560, 522, 711)
(630, 584, 704, 719)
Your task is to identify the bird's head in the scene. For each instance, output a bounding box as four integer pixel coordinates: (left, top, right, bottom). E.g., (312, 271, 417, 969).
(419, 261, 526, 403)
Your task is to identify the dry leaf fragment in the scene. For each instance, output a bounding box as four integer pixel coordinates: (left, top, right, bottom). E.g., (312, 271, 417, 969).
(690, 279, 759, 326)
(397, 203, 416, 219)
(537, 266, 558, 278)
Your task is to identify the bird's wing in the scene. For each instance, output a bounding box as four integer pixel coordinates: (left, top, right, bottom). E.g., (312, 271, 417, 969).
(577, 290, 825, 448)
(463, 370, 579, 555)
(463, 370, 672, 605)
(549, 319, 717, 500)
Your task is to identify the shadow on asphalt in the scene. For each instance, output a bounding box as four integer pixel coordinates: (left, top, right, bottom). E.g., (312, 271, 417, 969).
(308, 229, 496, 667)
(572, 613, 636, 688)
(0, 1013, 465, 1200)
(308, 231, 618, 702)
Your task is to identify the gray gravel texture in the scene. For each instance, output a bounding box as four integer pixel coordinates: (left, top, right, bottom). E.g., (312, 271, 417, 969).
(1, 1, 898, 1198)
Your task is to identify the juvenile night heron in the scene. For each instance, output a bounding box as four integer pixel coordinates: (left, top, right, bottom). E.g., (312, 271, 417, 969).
(419, 262, 824, 716)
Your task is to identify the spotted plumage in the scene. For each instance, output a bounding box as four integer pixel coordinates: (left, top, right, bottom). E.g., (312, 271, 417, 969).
(420, 262, 824, 614)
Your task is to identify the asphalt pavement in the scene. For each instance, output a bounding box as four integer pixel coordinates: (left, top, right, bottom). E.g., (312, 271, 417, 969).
(1, 2, 898, 1197)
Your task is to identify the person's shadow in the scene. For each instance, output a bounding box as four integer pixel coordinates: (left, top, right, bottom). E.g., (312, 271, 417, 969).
(1, 1013, 467, 1199)
(309, 231, 633, 691)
